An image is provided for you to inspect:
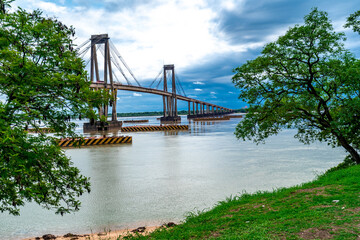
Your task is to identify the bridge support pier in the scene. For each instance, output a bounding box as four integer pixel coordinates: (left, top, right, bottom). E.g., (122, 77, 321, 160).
(187, 102, 234, 119)
(160, 64, 181, 123)
(111, 89, 118, 122)
(84, 34, 121, 131)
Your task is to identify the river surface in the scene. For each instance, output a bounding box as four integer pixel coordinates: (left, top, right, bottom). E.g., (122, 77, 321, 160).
(1, 115, 346, 240)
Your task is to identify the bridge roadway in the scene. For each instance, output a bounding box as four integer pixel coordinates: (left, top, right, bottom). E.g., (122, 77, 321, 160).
(90, 82, 233, 113)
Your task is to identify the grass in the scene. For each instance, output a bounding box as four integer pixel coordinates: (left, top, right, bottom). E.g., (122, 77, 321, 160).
(123, 164, 360, 239)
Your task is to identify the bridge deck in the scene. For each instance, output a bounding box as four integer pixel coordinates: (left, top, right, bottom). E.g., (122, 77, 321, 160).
(90, 82, 232, 111)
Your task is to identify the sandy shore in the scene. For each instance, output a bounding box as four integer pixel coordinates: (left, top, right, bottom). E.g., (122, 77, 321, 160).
(24, 225, 161, 240)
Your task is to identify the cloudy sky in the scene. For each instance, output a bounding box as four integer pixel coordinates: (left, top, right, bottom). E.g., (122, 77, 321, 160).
(11, 0, 360, 112)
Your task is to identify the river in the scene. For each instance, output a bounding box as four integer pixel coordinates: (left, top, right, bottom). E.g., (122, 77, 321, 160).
(1, 115, 346, 239)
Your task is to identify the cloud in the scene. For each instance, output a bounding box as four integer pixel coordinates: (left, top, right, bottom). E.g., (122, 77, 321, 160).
(212, 75, 234, 84)
(220, 0, 240, 11)
(133, 93, 142, 97)
(14, 0, 66, 13)
(194, 88, 203, 91)
(13, 0, 250, 82)
(215, 0, 305, 45)
(193, 81, 205, 85)
(8, 0, 360, 111)
(210, 91, 217, 98)
(102, 0, 157, 12)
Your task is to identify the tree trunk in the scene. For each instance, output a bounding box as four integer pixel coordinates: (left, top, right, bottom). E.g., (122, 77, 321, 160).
(335, 133, 360, 164)
(1, 2, 5, 14)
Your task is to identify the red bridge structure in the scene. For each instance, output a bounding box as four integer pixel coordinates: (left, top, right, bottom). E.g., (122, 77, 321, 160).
(78, 34, 233, 129)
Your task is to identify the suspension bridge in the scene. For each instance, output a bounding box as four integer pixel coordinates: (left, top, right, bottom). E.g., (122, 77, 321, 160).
(78, 34, 233, 129)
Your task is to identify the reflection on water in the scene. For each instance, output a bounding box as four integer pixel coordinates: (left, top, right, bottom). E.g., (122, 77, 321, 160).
(0, 115, 346, 240)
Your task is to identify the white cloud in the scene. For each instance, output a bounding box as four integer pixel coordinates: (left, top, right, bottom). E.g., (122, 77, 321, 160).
(13, 0, 248, 82)
(212, 75, 233, 84)
(0, 95, 6, 103)
(15, 0, 67, 13)
(193, 81, 205, 85)
(118, 96, 133, 99)
(133, 93, 142, 97)
(194, 88, 203, 91)
(210, 91, 216, 94)
(220, 0, 243, 11)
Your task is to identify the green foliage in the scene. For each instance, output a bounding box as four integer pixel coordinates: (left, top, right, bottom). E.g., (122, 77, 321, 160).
(0, 0, 13, 14)
(344, 10, 360, 34)
(0, 6, 95, 215)
(232, 8, 360, 164)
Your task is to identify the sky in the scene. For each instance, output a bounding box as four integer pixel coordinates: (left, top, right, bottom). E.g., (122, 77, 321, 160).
(11, 0, 360, 112)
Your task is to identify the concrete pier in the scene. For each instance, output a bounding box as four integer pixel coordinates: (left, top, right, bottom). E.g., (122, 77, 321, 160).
(83, 120, 122, 131)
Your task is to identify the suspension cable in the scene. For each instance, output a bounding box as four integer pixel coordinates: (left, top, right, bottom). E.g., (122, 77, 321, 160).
(176, 75, 187, 97)
(97, 45, 126, 85)
(109, 48, 132, 85)
(109, 40, 141, 86)
(149, 68, 163, 88)
(98, 45, 132, 85)
(77, 43, 91, 57)
(79, 45, 91, 59)
(76, 39, 90, 51)
(83, 44, 100, 69)
(155, 74, 163, 89)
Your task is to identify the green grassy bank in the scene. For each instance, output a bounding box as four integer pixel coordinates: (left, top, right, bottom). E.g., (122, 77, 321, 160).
(126, 164, 360, 239)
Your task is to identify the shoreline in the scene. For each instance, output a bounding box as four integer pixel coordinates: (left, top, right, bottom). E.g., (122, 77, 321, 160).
(23, 223, 177, 240)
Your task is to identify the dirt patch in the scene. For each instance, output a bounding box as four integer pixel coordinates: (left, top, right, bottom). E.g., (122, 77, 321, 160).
(221, 214, 233, 218)
(294, 186, 328, 196)
(229, 206, 245, 213)
(253, 204, 267, 208)
(310, 205, 333, 209)
(289, 185, 343, 199)
(297, 227, 333, 239)
(207, 232, 221, 239)
(346, 207, 360, 213)
(252, 204, 278, 212)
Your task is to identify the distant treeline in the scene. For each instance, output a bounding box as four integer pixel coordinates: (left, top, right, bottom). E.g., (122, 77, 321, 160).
(115, 108, 247, 117)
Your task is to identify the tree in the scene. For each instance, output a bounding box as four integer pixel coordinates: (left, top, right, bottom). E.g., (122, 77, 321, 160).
(0, 0, 8, 14)
(344, 10, 360, 34)
(0, 4, 102, 215)
(232, 8, 360, 164)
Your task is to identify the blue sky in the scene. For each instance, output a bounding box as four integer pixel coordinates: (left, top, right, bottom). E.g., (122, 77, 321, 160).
(12, 0, 360, 112)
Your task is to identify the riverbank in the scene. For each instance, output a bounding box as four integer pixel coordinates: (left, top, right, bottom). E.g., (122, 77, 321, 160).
(120, 163, 360, 239)
(24, 226, 161, 240)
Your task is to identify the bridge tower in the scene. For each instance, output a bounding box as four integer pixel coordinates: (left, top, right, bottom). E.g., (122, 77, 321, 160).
(160, 64, 181, 123)
(90, 34, 118, 122)
(83, 34, 122, 131)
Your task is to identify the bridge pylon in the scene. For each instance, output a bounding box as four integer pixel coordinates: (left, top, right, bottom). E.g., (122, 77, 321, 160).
(84, 34, 122, 131)
(90, 34, 118, 122)
(160, 64, 181, 123)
